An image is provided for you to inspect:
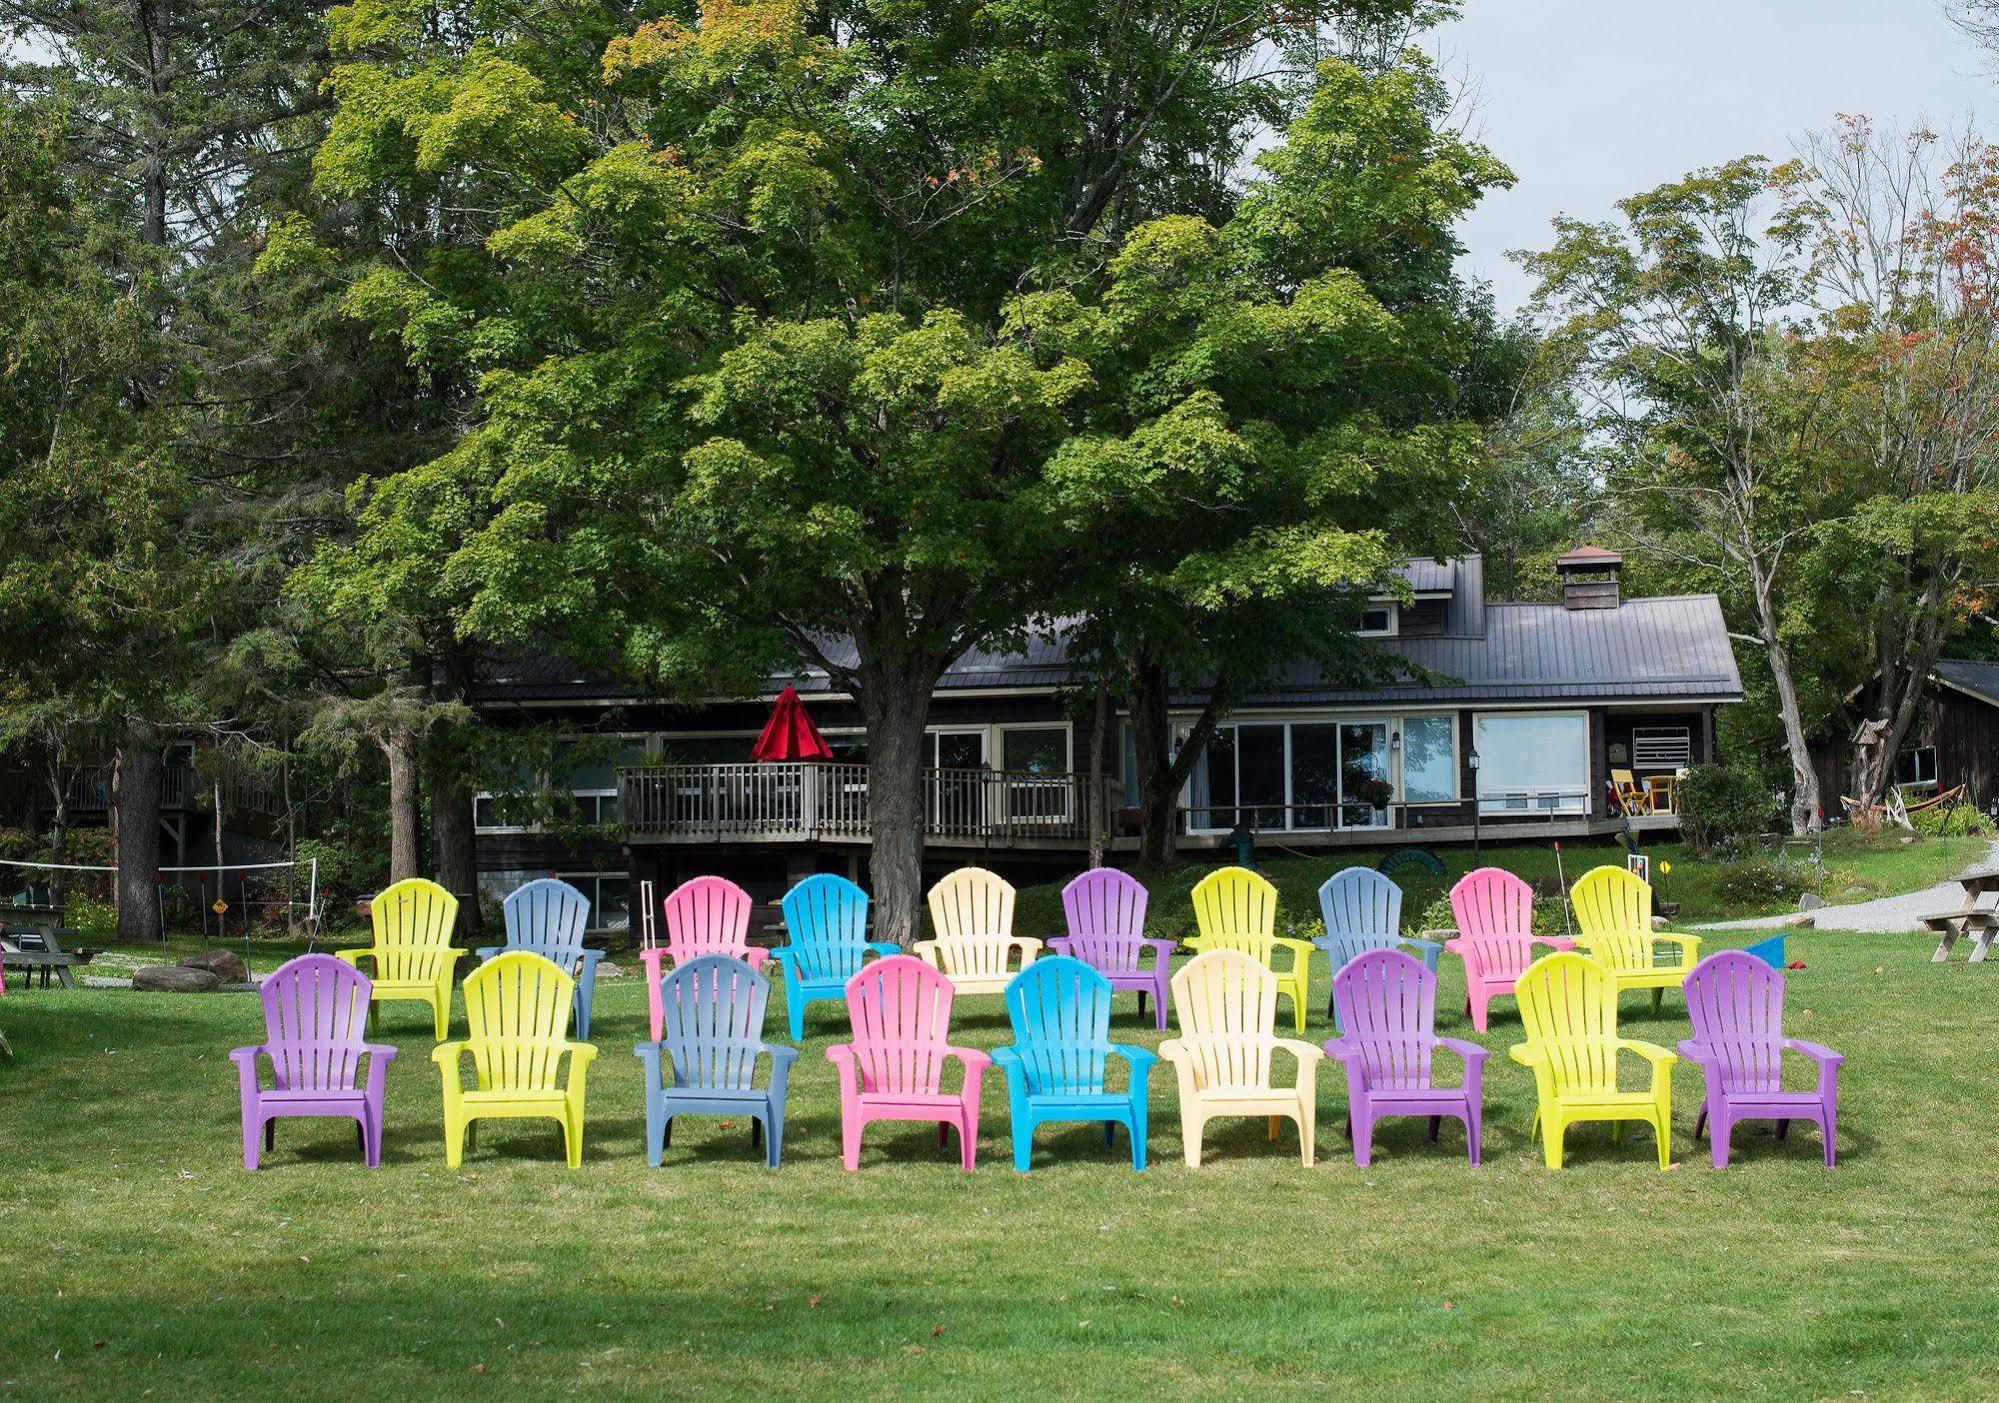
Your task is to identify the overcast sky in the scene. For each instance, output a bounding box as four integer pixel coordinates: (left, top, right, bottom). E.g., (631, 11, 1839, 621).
(1434, 1, 1990, 312)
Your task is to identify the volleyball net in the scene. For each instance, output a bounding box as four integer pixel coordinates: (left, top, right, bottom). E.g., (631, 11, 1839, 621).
(0, 855, 321, 941)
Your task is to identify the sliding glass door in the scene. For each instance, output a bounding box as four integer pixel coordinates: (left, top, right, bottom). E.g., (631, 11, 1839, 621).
(1338, 722, 1390, 829)
(1189, 719, 1394, 832)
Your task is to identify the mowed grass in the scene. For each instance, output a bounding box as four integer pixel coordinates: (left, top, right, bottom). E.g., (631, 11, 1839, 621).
(4, 916, 1999, 1400)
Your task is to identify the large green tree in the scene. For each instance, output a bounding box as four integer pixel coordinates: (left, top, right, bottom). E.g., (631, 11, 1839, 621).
(299, 0, 1505, 937)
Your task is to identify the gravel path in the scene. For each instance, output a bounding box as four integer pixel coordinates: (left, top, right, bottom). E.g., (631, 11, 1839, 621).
(1698, 837, 1999, 932)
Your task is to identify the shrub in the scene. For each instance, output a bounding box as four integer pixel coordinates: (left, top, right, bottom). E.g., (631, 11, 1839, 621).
(1710, 856, 1816, 908)
(1911, 798, 1997, 839)
(1412, 890, 1567, 937)
(1677, 764, 1775, 856)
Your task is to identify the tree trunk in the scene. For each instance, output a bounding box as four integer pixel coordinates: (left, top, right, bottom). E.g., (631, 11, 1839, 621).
(382, 721, 422, 884)
(856, 663, 939, 946)
(1850, 583, 1950, 805)
(1759, 611, 1821, 834)
(113, 719, 163, 943)
(1086, 677, 1110, 869)
(1126, 651, 1230, 867)
(430, 650, 483, 939)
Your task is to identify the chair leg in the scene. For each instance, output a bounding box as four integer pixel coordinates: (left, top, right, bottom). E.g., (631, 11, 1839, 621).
(1465, 1107, 1482, 1168)
(1182, 1116, 1205, 1168)
(445, 1113, 466, 1169)
(1427, 1115, 1442, 1142)
(1136, 990, 1147, 1021)
(1694, 1104, 1707, 1141)
(564, 1106, 584, 1170)
(750, 1117, 763, 1149)
(842, 1115, 864, 1171)
(356, 1121, 367, 1156)
(1130, 1106, 1148, 1172)
(265, 1119, 276, 1153)
(1776, 1118, 1791, 1141)
(364, 1110, 383, 1169)
(1710, 1110, 1730, 1168)
(1656, 1112, 1673, 1171)
(1013, 1117, 1034, 1174)
(433, 993, 450, 1042)
(1298, 1108, 1315, 1167)
(938, 1121, 950, 1150)
(1352, 1112, 1374, 1168)
(1650, 986, 1663, 1017)
(241, 1111, 262, 1171)
(1103, 1121, 1116, 1148)
(958, 1115, 977, 1172)
(1820, 1109, 1836, 1168)
(1542, 1115, 1566, 1170)
(1267, 1116, 1281, 1143)
(765, 1108, 786, 1171)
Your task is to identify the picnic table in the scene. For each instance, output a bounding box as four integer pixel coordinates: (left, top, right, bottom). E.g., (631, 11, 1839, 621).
(1921, 865, 1999, 963)
(0, 926, 81, 989)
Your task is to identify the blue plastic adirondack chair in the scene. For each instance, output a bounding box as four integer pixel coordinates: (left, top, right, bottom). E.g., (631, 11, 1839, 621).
(774, 874, 898, 1040)
(993, 956, 1156, 1172)
(477, 878, 605, 1039)
(635, 954, 797, 1169)
(1314, 867, 1442, 1027)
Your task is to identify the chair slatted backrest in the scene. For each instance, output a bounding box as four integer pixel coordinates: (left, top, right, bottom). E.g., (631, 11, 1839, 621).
(928, 867, 1016, 941)
(1684, 950, 1786, 1094)
(369, 878, 459, 983)
(925, 936, 1019, 979)
(663, 876, 755, 966)
(1571, 866, 1655, 969)
(1331, 949, 1435, 1091)
(1514, 952, 1621, 1096)
(462, 951, 575, 1093)
(658, 954, 770, 1092)
(1059, 869, 1150, 975)
(1004, 957, 1112, 1096)
(1318, 867, 1403, 947)
(844, 955, 957, 1098)
(502, 878, 592, 969)
(260, 954, 372, 1093)
(1170, 950, 1277, 1093)
(1449, 867, 1541, 980)
(1192, 866, 1277, 942)
(778, 874, 872, 982)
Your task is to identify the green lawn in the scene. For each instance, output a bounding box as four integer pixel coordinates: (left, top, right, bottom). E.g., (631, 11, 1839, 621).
(3, 890, 1998, 1399)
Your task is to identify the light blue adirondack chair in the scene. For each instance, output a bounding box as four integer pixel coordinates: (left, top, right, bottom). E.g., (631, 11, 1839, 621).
(1314, 867, 1442, 1028)
(477, 878, 606, 1039)
(774, 874, 898, 1040)
(635, 954, 797, 1169)
(993, 956, 1156, 1172)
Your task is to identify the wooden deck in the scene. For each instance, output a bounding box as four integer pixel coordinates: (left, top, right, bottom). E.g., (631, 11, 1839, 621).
(618, 763, 1681, 851)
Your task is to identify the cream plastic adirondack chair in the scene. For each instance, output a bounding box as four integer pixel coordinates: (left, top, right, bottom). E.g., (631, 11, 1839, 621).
(433, 951, 598, 1169)
(336, 877, 463, 1038)
(1570, 865, 1702, 1015)
(1509, 951, 1676, 1170)
(1185, 866, 1312, 1032)
(916, 867, 1040, 997)
(1161, 950, 1323, 1167)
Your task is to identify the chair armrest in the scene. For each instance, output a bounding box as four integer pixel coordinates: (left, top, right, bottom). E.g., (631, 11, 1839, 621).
(565, 1043, 598, 1095)
(1159, 1037, 1186, 1064)
(1274, 937, 1316, 971)
(764, 1042, 798, 1096)
(576, 949, 606, 972)
(473, 946, 504, 962)
(1652, 933, 1701, 954)
(1400, 936, 1444, 958)
(912, 941, 941, 969)
(1508, 1043, 1544, 1067)
(1107, 1042, 1157, 1074)
(825, 1043, 857, 1092)
(948, 1046, 993, 1077)
(1321, 1036, 1355, 1061)
(1443, 938, 1468, 955)
(1619, 1038, 1679, 1072)
(1046, 937, 1074, 956)
(361, 1042, 400, 1063)
(633, 1041, 666, 1083)
(1434, 1036, 1490, 1065)
(1675, 1038, 1716, 1065)
(432, 1042, 470, 1093)
(333, 949, 373, 971)
(438, 949, 467, 968)
(1785, 1038, 1845, 1068)
(990, 1045, 1022, 1070)
(1531, 936, 1577, 952)
(1181, 934, 1211, 953)
(1010, 938, 1042, 963)
(228, 1043, 266, 1068)
(1273, 1037, 1326, 1065)
(1139, 937, 1178, 959)
(866, 942, 901, 959)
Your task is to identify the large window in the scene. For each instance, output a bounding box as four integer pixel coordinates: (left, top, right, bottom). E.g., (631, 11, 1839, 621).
(1000, 727, 1071, 822)
(1473, 712, 1589, 814)
(1400, 715, 1456, 803)
(1895, 746, 1938, 790)
(1190, 718, 1400, 832)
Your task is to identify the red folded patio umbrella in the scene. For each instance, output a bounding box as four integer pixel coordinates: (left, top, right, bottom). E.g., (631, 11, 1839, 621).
(750, 685, 834, 762)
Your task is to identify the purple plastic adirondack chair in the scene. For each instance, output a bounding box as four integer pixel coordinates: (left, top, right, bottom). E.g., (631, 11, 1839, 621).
(826, 955, 991, 1171)
(1323, 948, 1486, 1167)
(1050, 868, 1175, 1029)
(1679, 950, 1843, 1168)
(230, 954, 397, 1170)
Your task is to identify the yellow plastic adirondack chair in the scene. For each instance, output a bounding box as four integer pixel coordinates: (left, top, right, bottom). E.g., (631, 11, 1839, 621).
(917, 867, 1040, 996)
(1185, 866, 1312, 1032)
(1509, 951, 1676, 1169)
(433, 951, 598, 1169)
(1569, 865, 1702, 1014)
(1160, 950, 1323, 1167)
(336, 877, 463, 1038)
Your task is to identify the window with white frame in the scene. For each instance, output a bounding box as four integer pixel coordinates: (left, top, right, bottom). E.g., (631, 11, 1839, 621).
(1359, 603, 1398, 636)
(1894, 746, 1938, 790)
(1400, 715, 1457, 803)
(1472, 712, 1590, 814)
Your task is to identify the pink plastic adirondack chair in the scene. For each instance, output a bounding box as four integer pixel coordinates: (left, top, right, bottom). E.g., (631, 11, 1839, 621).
(1679, 950, 1843, 1168)
(1050, 868, 1174, 1029)
(644, 877, 771, 1042)
(230, 954, 397, 1170)
(1446, 867, 1574, 1032)
(825, 955, 991, 1171)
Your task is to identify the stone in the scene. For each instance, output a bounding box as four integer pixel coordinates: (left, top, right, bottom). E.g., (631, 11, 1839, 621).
(1784, 913, 1817, 930)
(1419, 929, 1456, 944)
(133, 965, 220, 993)
(1797, 892, 1826, 912)
(1651, 915, 1670, 931)
(594, 961, 624, 980)
(179, 949, 248, 982)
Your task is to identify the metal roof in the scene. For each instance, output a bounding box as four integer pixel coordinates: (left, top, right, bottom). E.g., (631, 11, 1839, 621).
(1934, 659, 1999, 708)
(480, 555, 1742, 707)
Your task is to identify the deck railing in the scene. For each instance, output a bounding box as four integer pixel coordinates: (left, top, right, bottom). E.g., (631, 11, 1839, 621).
(620, 762, 1092, 844)
(57, 764, 198, 813)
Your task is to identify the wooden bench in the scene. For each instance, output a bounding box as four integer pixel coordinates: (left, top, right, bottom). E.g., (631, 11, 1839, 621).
(1921, 905, 1999, 963)
(0, 927, 80, 989)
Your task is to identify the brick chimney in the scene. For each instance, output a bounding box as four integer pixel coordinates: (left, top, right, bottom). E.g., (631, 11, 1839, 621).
(1556, 546, 1622, 610)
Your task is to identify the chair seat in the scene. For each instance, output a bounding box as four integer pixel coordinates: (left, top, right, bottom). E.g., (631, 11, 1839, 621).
(1025, 1091, 1136, 1114)
(938, 975, 1011, 997)
(1360, 1084, 1473, 1106)
(262, 1086, 368, 1105)
(856, 1092, 972, 1116)
(1553, 1090, 1663, 1114)
(1188, 1087, 1304, 1112)
(462, 1087, 569, 1107)
(370, 978, 445, 997)
(1711, 1089, 1828, 1113)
